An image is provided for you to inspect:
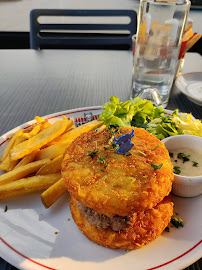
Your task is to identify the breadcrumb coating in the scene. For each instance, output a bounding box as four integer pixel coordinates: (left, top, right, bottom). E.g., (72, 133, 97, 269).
(62, 126, 174, 216)
(70, 195, 173, 249)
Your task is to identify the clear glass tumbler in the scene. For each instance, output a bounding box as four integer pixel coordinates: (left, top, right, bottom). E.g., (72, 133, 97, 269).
(131, 0, 190, 108)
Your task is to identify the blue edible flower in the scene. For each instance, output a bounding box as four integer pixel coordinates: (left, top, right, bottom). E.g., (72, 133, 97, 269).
(114, 129, 135, 155)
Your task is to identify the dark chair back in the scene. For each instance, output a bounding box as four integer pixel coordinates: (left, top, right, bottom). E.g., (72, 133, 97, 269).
(30, 9, 137, 50)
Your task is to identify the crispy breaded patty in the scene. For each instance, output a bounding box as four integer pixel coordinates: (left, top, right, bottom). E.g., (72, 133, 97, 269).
(62, 126, 173, 216)
(70, 195, 173, 249)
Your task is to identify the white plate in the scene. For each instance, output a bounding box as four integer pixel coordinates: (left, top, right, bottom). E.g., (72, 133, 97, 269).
(175, 72, 202, 106)
(0, 107, 201, 270)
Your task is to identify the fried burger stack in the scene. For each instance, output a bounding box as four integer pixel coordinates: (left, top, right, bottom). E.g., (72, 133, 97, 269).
(61, 126, 174, 249)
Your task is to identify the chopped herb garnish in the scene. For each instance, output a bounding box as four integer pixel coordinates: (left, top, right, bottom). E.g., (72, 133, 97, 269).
(107, 125, 119, 134)
(104, 146, 110, 150)
(189, 178, 192, 181)
(97, 155, 108, 163)
(151, 163, 163, 170)
(4, 205, 8, 212)
(101, 169, 105, 172)
(169, 152, 173, 158)
(86, 138, 91, 142)
(137, 150, 146, 156)
(108, 136, 115, 144)
(113, 184, 119, 187)
(112, 143, 118, 149)
(153, 144, 160, 150)
(192, 161, 198, 167)
(173, 166, 181, 174)
(177, 152, 190, 163)
(170, 216, 184, 228)
(95, 140, 98, 150)
(125, 152, 132, 156)
(165, 227, 170, 232)
(130, 179, 136, 184)
(125, 249, 129, 252)
(86, 150, 98, 159)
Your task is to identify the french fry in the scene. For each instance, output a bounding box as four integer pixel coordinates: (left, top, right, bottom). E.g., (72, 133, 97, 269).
(0, 155, 18, 172)
(41, 178, 67, 208)
(0, 173, 61, 200)
(0, 118, 103, 203)
(0, 130, 23, 162)
(44, 132, 68, 148)
(0, 158, 50, 185)
(28, 124, 41, 137)
(10, 119, 69, 161)
(182, 23, 194, 42)
(96, 125, 106, 133)
(23, 126, 34, 133)
(36, 155, 63, 175)
(24, 121, 51, 137)
(47, 120, 103, 146)
(39, 120, 52, 130)
(14, 150, 39, 169)
(36, 143, 68, 160)
(14, 133, 30, 144)
(0, 132, 32, 172)
(35, 116, 46, 123)
(36, 120, 104, 160)
(183, 34, 202, 55)
(0, 121, 50, 171)
(44, 120, 74, 148)
(70, 125, 76, 130)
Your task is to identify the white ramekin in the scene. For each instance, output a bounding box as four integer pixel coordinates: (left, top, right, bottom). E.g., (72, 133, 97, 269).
(162, 135, 202, 197)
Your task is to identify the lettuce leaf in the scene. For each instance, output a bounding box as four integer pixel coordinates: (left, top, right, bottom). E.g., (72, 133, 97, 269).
(99, 96, 163, 126)
(172, 110, 202, 137)
(99, 96, 202, 139)
(146, 116, 181, 140)
(99, 97, 132, 127)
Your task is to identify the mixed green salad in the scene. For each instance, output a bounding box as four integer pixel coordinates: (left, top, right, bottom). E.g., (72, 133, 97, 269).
(99, 96, 202, 140)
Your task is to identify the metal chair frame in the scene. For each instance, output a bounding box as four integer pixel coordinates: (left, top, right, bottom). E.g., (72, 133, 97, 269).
(30, 9, 137, 50)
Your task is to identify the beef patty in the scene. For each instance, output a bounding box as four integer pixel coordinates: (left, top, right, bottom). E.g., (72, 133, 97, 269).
(77, 201, 130, 231)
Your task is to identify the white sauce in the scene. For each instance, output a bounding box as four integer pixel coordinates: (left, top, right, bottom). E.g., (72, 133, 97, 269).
(169, 148, 202, 177)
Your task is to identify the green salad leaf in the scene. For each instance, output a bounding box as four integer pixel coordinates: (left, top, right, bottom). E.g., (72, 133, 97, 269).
(99, 96, 133, 127)
(172, 109, 202, 137)
(99, 96, 202, 139)
(146, 115, 181, 140)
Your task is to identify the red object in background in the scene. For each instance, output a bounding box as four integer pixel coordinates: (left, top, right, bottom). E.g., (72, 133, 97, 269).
(178, 33, 197, 59)
(179, 41, 187, 59)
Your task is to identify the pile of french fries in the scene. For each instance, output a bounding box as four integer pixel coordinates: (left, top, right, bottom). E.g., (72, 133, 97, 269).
(0, 116, 103, 208)
(179, 21, 202, 59)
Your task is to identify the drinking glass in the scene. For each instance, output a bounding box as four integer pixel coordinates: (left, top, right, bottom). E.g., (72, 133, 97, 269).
(131, 0, 190, 108)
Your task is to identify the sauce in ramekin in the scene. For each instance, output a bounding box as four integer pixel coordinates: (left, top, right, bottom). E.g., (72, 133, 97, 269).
(169, 148, 202, 176)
